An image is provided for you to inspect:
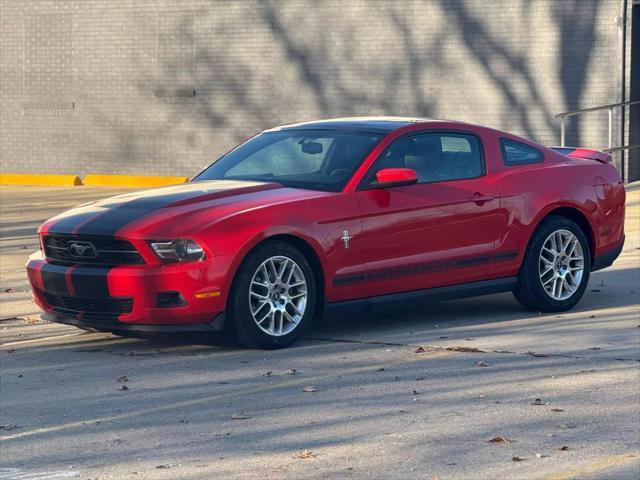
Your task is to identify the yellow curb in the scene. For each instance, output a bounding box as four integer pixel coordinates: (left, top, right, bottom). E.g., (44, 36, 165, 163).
(0, 173, 83, 186)
(83, 174, 189, 188)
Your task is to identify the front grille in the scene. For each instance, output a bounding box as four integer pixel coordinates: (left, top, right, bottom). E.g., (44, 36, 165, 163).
(41, 290, 133, 321)
(43, 235, 144, 265)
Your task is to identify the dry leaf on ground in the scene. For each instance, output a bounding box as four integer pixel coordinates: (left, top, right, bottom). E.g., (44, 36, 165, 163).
(231, 413, 251, 420)
(487, 436, 513, 444)
(303, 386, 318, 393)
(0, 424, 20, 431)
(295, 449, 317, 459)
(447, 346, 485, 353)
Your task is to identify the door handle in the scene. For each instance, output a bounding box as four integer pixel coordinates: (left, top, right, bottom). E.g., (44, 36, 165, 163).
(469, 192, 496, 205)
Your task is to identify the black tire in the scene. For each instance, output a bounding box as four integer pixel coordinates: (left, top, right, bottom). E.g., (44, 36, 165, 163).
(227, 241, 317, 349)
(513, 215, 591, 312)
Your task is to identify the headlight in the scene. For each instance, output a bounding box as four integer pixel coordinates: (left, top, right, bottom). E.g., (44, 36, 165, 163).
(149, 239, 206, 262)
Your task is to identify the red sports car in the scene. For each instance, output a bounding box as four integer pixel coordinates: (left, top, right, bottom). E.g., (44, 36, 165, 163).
(26, 118, 625, 348)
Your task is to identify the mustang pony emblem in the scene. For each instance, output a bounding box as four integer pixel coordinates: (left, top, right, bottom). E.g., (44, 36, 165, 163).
(68, 241, 97, 258)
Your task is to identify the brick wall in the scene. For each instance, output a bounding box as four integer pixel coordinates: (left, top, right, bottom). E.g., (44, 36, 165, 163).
(0, 0, 631, 177)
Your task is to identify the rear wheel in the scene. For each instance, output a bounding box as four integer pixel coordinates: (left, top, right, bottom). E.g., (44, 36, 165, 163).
(228, 241, 317, 349)
(513, 216, 591, 312)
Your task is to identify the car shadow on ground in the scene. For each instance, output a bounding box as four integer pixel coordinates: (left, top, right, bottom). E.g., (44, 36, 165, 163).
(23, 264, 635, 355)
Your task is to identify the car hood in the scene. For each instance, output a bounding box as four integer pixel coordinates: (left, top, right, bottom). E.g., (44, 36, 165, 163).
(41, 180, 324, 237)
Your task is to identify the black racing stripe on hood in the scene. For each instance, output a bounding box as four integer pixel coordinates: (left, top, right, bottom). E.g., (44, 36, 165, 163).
(47, 181, 277, 236)
(57, 191, 203, 236)
(41, 263, 70, 295)
(47, 211, 105, 234)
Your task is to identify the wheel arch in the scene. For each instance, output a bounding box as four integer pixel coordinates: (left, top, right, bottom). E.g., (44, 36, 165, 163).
(226, 233, 327, 320)
(529, 205, 596, 263)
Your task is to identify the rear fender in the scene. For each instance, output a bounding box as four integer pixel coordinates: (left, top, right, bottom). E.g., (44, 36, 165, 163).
(528, 202, 598, 260)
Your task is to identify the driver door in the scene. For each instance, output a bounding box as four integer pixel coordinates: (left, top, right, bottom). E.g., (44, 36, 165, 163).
(355, 131, 502, 298)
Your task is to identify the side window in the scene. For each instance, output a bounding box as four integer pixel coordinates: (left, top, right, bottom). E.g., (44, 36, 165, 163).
(500, 138, 544, 166)
(364, 132, 484, 185)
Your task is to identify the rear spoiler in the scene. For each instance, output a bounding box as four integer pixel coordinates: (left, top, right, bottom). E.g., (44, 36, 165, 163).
(550, 147, 612, 164)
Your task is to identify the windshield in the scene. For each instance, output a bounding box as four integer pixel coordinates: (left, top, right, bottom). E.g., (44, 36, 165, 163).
(193, 129, 383, 192)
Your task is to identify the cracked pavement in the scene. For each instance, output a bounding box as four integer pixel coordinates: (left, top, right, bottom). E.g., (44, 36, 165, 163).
(1, 184, 639, 480)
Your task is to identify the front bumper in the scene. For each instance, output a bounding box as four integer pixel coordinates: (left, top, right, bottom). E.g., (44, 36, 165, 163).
(26, 250, 233, 331)
(42, 311, 225, 334)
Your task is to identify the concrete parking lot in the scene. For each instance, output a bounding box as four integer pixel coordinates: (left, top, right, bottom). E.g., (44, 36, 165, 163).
(1, 184, 639, 480)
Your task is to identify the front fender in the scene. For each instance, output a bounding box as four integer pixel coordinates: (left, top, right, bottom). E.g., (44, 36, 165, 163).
(221, 225, 329, 297)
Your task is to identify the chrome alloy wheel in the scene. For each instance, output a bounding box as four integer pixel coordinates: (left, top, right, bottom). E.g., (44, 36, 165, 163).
(249, 255, 308, 336)
(539, 229, 585, 301)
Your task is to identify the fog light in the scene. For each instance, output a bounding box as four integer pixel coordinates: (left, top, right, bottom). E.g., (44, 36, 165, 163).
(156, 291, 187, 308)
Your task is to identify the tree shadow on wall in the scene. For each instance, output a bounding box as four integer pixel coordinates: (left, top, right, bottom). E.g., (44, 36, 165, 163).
(148, 1, 447, 154)
(147, 0, 600, 164)
(554, 0, 601, 147)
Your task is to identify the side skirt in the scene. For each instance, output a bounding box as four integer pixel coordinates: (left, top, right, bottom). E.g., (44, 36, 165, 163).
(326, 276, 517, 314)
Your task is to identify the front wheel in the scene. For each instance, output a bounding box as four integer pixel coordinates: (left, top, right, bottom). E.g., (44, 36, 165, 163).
(513, 216, 591, 312)
(228, 241, 317, 349)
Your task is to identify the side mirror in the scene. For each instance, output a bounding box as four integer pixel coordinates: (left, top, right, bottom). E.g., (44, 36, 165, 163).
(372, 168, 418, 188)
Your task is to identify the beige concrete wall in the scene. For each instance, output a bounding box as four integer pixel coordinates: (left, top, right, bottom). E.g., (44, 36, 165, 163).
(0, 0, 629, 177)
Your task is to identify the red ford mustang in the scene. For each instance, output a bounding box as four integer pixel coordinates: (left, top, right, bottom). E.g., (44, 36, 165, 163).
(26, 118, 626, 348)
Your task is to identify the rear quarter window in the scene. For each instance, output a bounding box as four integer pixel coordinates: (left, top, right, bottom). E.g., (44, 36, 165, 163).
(500, 138, 544, 166)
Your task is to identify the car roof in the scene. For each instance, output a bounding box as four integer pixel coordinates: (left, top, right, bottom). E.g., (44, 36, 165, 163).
(265, 116, 436, 134)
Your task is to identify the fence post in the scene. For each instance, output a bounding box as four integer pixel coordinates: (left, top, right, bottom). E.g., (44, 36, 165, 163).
(608, 108, 613, 149)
